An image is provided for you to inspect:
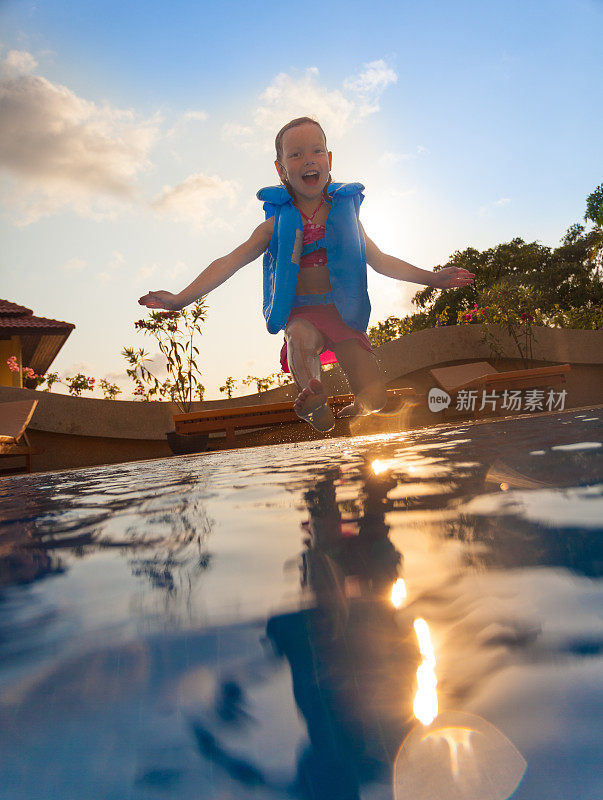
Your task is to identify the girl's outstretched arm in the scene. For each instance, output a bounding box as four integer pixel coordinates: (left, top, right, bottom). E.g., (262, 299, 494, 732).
(363, 227, 474, 289)
(139, 218, 275, 310)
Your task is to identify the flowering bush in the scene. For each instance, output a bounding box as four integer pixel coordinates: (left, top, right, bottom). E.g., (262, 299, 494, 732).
(5, 359, 120, 398)
(123, 299, 207, 412)
(63, 373, 95, 396)
(458, 283, 546, 367)
(99, 378, 122, 400)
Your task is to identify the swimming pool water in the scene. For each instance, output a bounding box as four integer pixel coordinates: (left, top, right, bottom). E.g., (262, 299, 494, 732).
(0, 407, 601, 799)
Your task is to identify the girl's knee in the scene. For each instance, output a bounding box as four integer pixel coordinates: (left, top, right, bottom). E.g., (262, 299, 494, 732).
(285, 319, 321, 350)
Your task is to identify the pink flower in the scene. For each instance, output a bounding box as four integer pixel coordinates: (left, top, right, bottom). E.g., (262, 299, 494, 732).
(6, 356, 19, 373)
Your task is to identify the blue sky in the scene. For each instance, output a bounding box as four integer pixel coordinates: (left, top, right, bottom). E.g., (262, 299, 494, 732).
(1, 0, 601, 399)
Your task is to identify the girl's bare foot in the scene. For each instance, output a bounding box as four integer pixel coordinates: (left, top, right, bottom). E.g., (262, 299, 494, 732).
(294, 379, 335, 432)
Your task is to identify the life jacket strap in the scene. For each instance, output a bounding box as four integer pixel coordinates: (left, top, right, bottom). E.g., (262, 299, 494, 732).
(291, 292, 335, 308)
(300, 237, 326, 256)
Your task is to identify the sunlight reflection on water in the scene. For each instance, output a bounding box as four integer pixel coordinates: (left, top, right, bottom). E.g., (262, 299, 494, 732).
(0, 407, 601, 799)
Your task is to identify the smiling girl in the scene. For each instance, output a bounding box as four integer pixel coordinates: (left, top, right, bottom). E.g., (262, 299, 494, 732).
(139, 116, 473, 431)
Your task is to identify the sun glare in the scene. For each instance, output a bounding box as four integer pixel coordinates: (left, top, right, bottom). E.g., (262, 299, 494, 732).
(421, 726, 475, 777)
(391, 577, 407, 608)
(371, 458, 389, 474)
(413, 617, 438, 725)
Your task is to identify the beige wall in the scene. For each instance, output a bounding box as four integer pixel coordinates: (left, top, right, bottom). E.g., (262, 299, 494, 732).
(1, 325, 601, 474)
(0, 336, 22, 388)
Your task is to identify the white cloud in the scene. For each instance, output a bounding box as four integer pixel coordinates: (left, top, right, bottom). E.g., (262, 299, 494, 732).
(95, 250, 127, 282)
(379, 145, 429, 167)
(225, 60, 398, 151)
(343, 59, 398, 115)
(181, 110, 208, 124)
(167, 109, 208, 137)
(478, 197, 512, 216)
(107, 250, 126, 271)
(379, 151, 413, 166)
(103, 369, 129, 382)
(0, 50, 160, 224)
(168, 260, 189, 280)
(151, 172, 239, 227)
(221, 122, 255, 148)
(253, 67, 354, 142)
(60, 256, 86, 272)
(5, 50, 38, 73)
(129, 260, 189, 289)
(61, 360, 95, 378)
(134, 263, 159, 283)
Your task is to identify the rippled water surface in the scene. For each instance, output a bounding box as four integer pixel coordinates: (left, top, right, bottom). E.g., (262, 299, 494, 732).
(1, 408, 602, 799)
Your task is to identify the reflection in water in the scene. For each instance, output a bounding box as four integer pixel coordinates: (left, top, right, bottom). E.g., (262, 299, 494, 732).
(0, 408, 600, 799)
(390, 577, 406, 608)
(413, 618, 438, 726)
(266, 464, 418, 798)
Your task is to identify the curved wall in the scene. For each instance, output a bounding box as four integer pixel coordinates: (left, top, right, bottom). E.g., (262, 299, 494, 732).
(1, 325, 600, 473)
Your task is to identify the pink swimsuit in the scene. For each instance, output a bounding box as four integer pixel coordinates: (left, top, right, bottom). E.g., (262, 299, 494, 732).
(279, 220, 373, 374)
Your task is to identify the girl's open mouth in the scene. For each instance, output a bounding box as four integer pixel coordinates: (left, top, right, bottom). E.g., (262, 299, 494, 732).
(302, 171, 320, 186)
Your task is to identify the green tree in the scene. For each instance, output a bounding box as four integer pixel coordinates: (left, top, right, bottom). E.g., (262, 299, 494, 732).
(368, 312, 430, 346)
(368, 205, 602, 349)
(585, 183, 603, 227)
(584, 182, 603, 265)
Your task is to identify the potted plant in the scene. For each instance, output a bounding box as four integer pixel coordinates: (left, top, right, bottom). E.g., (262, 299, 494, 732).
(123, 299, 209, 454)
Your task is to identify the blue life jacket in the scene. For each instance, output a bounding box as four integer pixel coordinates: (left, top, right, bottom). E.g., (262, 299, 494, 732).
(257, 182, 370, 335)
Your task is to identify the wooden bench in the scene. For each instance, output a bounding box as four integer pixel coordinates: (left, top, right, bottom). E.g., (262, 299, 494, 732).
(0, 399, 43, 475)
(173, 388, 417, 448)
(429, 361, 571, 416)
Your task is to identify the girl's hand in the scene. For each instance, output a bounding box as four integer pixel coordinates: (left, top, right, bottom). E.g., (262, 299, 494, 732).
(138, 290, 181, 310)
(432, 267, 475, 289)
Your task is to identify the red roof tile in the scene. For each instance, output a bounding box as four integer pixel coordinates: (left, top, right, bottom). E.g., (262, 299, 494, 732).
(0, 299, 74, 331)
(0, 299, 33, 316)
(0, 315, 75, 331)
